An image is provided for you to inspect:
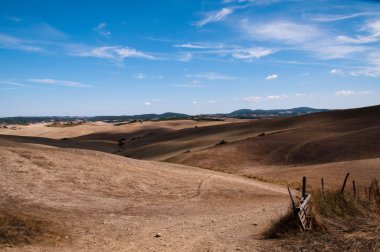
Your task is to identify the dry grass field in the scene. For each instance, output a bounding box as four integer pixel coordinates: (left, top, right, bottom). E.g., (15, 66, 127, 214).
(0, 105, 379, 251)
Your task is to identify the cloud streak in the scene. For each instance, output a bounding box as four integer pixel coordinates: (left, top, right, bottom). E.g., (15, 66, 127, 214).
(195, 8, 233, 27)
(28, 78, 91, 87)
(94, 22, 111, 36)
(0, 33, 43, 52)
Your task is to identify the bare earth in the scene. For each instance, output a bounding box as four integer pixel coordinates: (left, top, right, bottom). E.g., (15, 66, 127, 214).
(0, 140, 288, 251)
(1, 106, 379, 251)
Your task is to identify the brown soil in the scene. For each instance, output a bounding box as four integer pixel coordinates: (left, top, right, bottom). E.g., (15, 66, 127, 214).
(0, 140, 288, 251)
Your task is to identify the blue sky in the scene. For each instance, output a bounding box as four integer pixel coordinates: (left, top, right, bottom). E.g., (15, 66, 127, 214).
(0, 0, 379, 116)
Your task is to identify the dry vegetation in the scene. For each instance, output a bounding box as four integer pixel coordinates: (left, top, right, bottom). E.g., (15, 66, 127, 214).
(0, 197, 65, 248)
(266, 179, 380, 251)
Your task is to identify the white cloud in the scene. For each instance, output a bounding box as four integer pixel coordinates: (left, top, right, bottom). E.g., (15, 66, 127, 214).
(232, 47, 275, 59)
(265, 74, 278, 80)
(195, 8, 233, 27)
(308, 12, 380, 22)
(240, 19, 371, 60)
(173, 80, 204, 88)
(350, 52, 380, 77)
(174, 42, 225, 49)
(315, 44, 368, 60)
(0, 80, 29, 87)
(71, 46, 155, 62)
(193, 72, 236, 80)
(335, 90, 355, 96)
(335, 90, 372, 96)
(334, 20, 380, 45)
(242, 20, 321, 44)
(294, 93, 306, 97)
(330, 69, 344, 76)
(266, 94, 288, 99)
(143, 99, 162, 106)
(94, 22, 111, 36)
(0, 33, 43, 52)
(243, 96, 262, 102)
(28, 78, 91, 87)
(174, 43, 208, 49)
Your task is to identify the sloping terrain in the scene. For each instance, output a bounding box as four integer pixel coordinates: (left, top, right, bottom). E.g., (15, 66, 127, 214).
(0, 140, 288, 251)
(165, 105, 380, 188)
(167, 105, 380, 167)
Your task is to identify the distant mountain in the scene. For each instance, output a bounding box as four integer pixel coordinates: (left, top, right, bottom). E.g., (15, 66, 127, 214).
(228, 107, 328, 118)
(0, 108, 327, 124)
(90, 112, 190, 122)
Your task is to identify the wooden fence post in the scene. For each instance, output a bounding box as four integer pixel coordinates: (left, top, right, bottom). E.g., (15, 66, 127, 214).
(352, 180, 356, 197)
(302, 176, 307, 199)
(340, 173, 350, 194)
(288, 186, 296, 213)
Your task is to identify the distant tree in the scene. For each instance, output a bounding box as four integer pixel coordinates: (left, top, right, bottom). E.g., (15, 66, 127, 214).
(118, 138, 126, 150)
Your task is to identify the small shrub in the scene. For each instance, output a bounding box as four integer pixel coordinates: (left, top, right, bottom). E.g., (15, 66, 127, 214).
(258, 132, 266, 137)
(264, 208, 300, 238)
(216, 140, 228, 145)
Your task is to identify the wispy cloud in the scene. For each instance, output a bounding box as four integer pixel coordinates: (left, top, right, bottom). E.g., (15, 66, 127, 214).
(335, 90, 355, 96)
(69, 45, 156, 63)
(265, 74, 278, 80)
(334, 19, 380, 45)
(351, 52, 380, 77)
(195, 8, 233, 27)
(242, 20, 321, 44)
(0, 80, 30, 87)
(240, 19, 371, 60)
(173, 80, 204, 88)
(190, 72, 236, 80)
(330, 69, 344, 76)
(243, 96, 262, 102)
(94, 22, 111, 36)
(174, 42, 224, 49)
(232, 47, 275, 59)
(335, 90, 372, 96)
(28, 78, 91, 87)
(0, 33, 44, 52)
(266, 94, 288, 99)
(307, 12, 380, 22)
(143, 98, 162, 106)
(243, 94, 289, 102)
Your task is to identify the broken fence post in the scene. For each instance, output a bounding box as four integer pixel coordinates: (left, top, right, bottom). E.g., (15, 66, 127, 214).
(288, 186, 296, 213)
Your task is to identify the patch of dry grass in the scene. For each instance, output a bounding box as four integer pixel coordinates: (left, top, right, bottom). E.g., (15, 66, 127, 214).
(265, 179, 380, 251)
(0, 197, 65, 247)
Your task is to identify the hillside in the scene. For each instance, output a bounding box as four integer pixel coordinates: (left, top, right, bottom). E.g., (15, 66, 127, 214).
(166, 105, 380, 187)
(0, 140, 288, 251)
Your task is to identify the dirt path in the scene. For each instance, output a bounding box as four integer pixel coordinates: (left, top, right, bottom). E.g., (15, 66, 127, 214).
(0, 140, 288, 251)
